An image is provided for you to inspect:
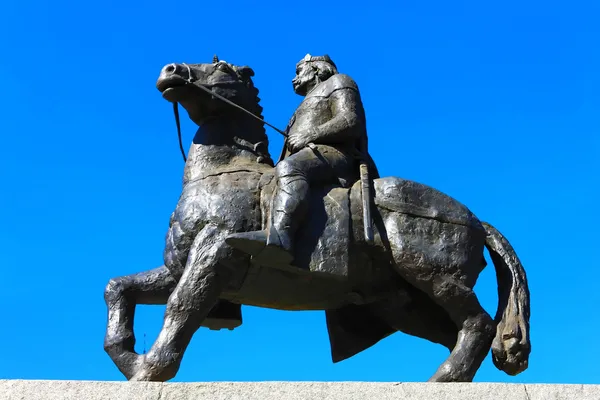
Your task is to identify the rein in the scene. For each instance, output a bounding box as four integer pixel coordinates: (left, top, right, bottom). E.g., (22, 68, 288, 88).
(172, 63, 288, 162)
(173, 102, 187, 162)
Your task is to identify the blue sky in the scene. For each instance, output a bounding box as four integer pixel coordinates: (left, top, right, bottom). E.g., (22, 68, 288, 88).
(1, 0, 599, 384)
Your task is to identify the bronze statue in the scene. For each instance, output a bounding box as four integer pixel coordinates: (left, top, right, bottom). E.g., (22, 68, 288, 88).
(103, 55, 531, 383)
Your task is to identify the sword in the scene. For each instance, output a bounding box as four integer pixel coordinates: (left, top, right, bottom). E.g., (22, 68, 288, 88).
(357, 134, 374, 244)
(360, 162, 374, 244)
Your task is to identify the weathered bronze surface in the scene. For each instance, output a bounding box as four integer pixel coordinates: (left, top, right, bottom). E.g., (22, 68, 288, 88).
(104, 55, 531, 382)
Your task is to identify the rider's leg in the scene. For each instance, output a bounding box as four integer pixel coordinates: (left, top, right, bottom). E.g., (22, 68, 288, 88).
(263, 153, 310, 261)
(225, 145, 353, 266)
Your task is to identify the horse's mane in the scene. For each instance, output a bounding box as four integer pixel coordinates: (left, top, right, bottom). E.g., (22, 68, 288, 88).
(233, 67, 263, 120)
(231, 64, 272, 165)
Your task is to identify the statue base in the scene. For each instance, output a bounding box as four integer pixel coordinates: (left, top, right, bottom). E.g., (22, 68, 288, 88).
(1, 380, 598, 400)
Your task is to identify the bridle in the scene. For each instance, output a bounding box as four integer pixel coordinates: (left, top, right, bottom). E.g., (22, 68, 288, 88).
(172, 63, 288, 162)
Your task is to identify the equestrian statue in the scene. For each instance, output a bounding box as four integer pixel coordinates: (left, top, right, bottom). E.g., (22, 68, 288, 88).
(103, 54, 531, 382)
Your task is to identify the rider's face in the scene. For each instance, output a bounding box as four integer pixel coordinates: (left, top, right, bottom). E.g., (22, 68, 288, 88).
(292, 63, 316, 96)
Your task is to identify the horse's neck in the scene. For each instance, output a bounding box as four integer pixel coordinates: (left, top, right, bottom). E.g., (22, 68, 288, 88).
(182, 117, 271, 184)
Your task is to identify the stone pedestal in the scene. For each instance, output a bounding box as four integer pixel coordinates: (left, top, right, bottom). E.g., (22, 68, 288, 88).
(1, 380, 598, 400)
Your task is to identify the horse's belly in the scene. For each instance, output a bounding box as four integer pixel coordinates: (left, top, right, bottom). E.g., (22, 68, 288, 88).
(164, 172, 263, 273)
(222, 266, 352, 310)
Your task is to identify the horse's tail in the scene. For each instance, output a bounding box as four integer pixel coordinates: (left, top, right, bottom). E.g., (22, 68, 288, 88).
(482, 221, 531, 376)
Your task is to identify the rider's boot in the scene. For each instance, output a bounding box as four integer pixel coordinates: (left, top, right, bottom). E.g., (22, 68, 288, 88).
(225, 179, 307, 268)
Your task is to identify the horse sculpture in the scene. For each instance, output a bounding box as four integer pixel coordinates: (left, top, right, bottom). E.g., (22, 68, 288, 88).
(103, 58, 531, 382)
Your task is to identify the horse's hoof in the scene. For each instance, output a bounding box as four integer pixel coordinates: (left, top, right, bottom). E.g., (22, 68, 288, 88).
(129, 373, 154, 381)
(128, 359, 159, 382)
(428, 362, 459, 382)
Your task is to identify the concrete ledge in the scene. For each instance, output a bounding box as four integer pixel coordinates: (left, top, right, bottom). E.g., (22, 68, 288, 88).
(1, 380, 599, 400)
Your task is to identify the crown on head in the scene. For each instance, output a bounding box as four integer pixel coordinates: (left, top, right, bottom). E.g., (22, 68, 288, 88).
(297, 54, 337, 70)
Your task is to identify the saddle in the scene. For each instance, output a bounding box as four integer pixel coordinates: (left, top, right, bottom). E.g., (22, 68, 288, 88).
(257, 171, 354, 280)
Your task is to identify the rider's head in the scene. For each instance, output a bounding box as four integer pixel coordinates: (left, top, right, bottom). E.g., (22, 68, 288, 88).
(293, 54, 338, 96)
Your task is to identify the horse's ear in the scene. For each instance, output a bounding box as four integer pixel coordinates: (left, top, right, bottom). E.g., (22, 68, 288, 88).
(237, 66, 255, 80)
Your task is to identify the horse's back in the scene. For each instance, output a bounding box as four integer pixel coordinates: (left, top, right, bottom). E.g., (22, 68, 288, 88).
(367, 176, 487, 285)
(371, 176, 483, 229)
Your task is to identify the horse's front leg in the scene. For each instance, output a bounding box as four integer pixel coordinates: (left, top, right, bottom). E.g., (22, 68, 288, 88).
(104, 265, 176, 379)
(130, 224, 235, 382)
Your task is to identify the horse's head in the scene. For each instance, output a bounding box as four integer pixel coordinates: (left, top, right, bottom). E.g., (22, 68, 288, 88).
(156, 57, 259, 126)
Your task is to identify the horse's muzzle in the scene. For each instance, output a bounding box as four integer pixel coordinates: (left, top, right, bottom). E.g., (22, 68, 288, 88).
(156, 63, 190, 93)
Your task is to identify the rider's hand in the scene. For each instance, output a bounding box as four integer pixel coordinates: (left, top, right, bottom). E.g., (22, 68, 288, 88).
(288, 129, 318, 152)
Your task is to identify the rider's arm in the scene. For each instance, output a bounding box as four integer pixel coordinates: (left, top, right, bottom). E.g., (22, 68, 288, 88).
(309, 87, 364, 145)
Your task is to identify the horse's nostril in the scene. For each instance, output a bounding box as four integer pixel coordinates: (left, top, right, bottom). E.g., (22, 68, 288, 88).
(163, 63, 179, 75)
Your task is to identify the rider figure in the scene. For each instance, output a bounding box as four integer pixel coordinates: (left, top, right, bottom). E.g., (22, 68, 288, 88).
(226, 54, 378, 268)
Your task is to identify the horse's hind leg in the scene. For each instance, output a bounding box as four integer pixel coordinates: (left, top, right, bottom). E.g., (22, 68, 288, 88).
(423, 274, 495, 382)
(390, 269, 494, 381)
(390, 252, 494, 381)
(104, 265, 176, 379)
(131, 224, 234, 381)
